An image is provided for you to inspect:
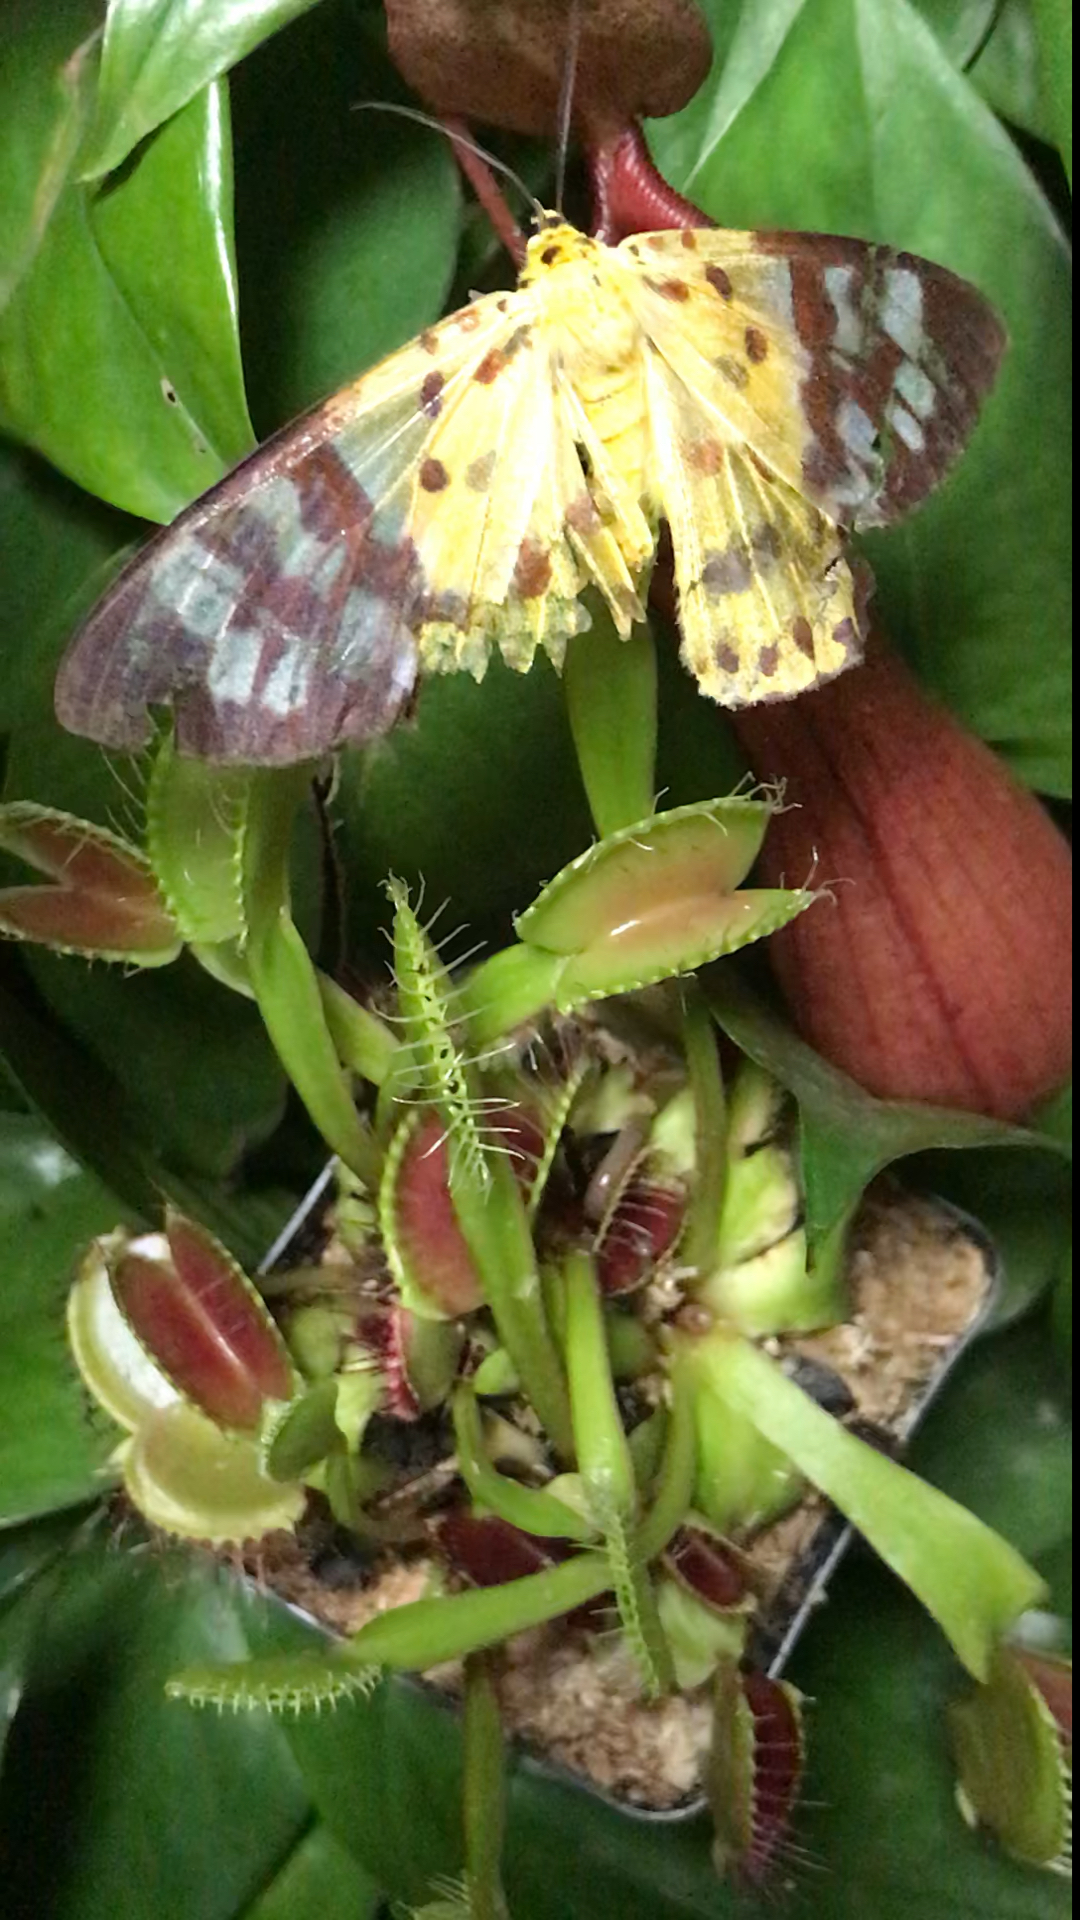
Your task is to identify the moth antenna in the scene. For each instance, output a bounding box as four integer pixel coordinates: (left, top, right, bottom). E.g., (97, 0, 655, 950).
(554, 0, 583, 217)
(353, 100, 538, 259)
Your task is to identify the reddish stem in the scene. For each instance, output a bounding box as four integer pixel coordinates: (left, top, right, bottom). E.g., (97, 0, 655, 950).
(443, 114, 527, 266)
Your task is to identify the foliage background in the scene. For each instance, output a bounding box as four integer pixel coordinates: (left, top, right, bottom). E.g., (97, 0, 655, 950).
(0, 1, 1071, 1915)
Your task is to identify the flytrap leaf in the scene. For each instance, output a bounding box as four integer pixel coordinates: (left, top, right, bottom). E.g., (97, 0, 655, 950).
(950, 1645, 1073, 1874)
(123, 1399, 305, 1544)
(0, 802, 181, 962)
(464, 797, 813, 1041)
(107, 1213, 295, 1430)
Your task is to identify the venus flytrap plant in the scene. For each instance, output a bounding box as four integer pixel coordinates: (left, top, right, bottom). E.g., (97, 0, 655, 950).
(53, 703, 1049, 1890)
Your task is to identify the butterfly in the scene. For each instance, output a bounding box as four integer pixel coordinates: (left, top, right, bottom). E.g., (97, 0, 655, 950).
(55, 215, 1004, 765)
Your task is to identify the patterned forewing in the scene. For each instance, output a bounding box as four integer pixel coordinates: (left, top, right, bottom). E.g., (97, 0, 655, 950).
(643, 347, 863, 703)
(621, 227, 1004, 531)
(56, 293, 532, 762)
(402, 315, 593, 676)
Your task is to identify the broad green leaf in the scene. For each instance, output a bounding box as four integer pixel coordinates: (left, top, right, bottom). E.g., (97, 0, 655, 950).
(913, 0, 1000, 62)
(1029, 0, 1072, 177)
(0, 0, 98, 314)
(0, 1541, 313, 1920)
(0, 444, 131, 734)
(0, 1563, 59, 1770)
(0, 966, 293, 1267)
(708, 972, 1071, 1321)
(0, 75, 252, 518)
(239, 1820, 384, 1920)
(649, 0, 1072, 797)
(231, 7, 463, 431)
(967, 0, 1046, 138)
(82, 0, 325, 181)
(0, 1115, 125, 1524)
(23, 945, 289, 1180)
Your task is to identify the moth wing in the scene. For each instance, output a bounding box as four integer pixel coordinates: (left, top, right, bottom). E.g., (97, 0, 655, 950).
(56, 291, 539, 764)
(622, 227, 1004, 530)
(406, 328, 652, 677)
(643, 346, 865, 704)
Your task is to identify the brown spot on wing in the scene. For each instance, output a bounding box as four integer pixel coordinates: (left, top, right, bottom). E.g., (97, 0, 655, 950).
(706, 264, 733, 300)
(541, 245, 562, 265)
(758, 644, 779, 677)
(466, 450, 497, 493)
(702, 545, 753, 594)
(458, 309, 482, 333)
(716, 355, 749, 391)
(474, 348, 505, 385)
(647, 276, 691, 302)
(513, 537, 552, 599)
(680, 230, 698, 251)
(687, 439, 723, 476)
(791, 616, 815, 660)
(833, 616, 859, 655)
(420, 329, 438, 354)
(420, 371, 445, 418)
(419, 458, 449, 493)
(715, 639, 741, 676)
(745, 326, 769, 364)
(566, 493, 602, 535)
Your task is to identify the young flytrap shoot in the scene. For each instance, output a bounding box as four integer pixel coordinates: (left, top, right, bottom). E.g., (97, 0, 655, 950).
(0, 1, 1071, 1915)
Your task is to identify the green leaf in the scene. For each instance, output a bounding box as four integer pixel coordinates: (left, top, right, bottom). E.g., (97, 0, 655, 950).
(913, 0, 1000, 63)
(678, 1330, 1046, 1678)
(82, 0, 325, 181)
(1029, 0, 1072, 177)
(0, 1556, 60, 1770)
(708, 972, 1070, 1320)
(563, 613, 658, 838)
(239, 1820, 384, 1920)
(0, 1115, 126, 1524)
(966, 0, 1046, 139)
(0, 1539, 313, 1920)
(649, 0, 1072, 797)
(231, 5, 463, 431)
(0, 0, 97, 314)
(0, 64, 253, 518)
(0, 442, 131, 735)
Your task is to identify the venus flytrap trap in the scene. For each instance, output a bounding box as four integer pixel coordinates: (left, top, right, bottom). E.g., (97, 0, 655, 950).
(0, 801, 181, 963)
(951, 1642, 1073, 1876)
